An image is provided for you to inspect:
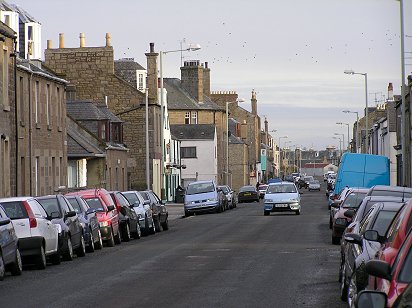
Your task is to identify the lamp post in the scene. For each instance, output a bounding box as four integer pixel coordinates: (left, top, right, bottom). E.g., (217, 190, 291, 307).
(336, 122, 350, 151)
(159, 43, 201, 198)
(333, 136, 342, 158)
(226, 98, 245, 185)
(278, 136, 288, 178)
(343, 110, 359, 153)
(344, 70, 368, 153)
(334, 133, 345, 156)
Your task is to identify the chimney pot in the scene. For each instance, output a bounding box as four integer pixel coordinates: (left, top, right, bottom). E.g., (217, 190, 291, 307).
(150, 42, 154, 53)
(47, 39, 52, 49)
(205, 62, 208, 69)
(59, 33, 64, 48)
(105, 33, 111, 47)
(79, 33, 85, 48)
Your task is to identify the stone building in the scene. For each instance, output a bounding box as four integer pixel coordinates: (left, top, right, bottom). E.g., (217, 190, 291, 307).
(44, 33, 162, 194)
(16, 58, 68, 196)
(0, 21, 16, 197)
(66, 100, 128, 191)
(228, 118, 249, 190)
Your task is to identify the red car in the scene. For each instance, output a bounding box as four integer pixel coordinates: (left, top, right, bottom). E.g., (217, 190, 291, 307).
(365, 228, 412, 307)
(66, 189, 121, 247)
(366, 200, 412, 292)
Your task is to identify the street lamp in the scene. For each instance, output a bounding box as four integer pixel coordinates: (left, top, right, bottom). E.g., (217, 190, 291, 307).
(332, 136, 342, 159)
(343, 110, 359, 153)
(226, 98, 245, 185)
(334, 132, 345, 155)
(336, 122, 350, 151)
(159, 43, 201, 198)
(344, 69, 369, 153)
(278, 136, 288, 178)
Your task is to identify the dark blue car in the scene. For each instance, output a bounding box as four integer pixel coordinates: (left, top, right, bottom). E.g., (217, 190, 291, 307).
(0, 205, 22, 280)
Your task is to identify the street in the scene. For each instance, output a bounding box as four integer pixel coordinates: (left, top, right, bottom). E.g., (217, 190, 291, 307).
(0, 184, 345, 308)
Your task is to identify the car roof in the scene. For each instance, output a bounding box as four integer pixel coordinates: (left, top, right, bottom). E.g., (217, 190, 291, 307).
(369, 185, 412, 193)
(188, 180, 214, 185)
(0, 196, 35, 202)
(268, 181, 295, 186)
(363, 196, 406, 202)
(372, 201, 406, 211)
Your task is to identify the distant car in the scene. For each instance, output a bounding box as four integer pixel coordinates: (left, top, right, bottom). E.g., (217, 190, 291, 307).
(66, 195, 103, 252)
(36, 194, 86, 261)
(264, 182, 301, 215)
(66, 189, 121, 247)
(138, 191, 169, 232)
(298, 176, 313, 189)
(109, 191, 141, 241)
(237, 186, 259, 203)
(0, 205, 22, 280)
(218, 185, 236, 209)
(122, 191, 155, 236)
(284, 175, 294, 183)
(308, 180, 321, 191)
(184, 181, 225, 216)
(258, 184, 268, 199)
(0, 197, 60, 269)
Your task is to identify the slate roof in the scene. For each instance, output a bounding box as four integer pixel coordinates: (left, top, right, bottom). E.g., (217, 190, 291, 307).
(67, 101, 114, 121)
(170, 124, 215, 140)
(0, 0, 13, 11)
(10, 4, 39, 23)
(164, 78, 225, 111)
(229, 134, 244, 144)
(114, 58, 145, 71)
(17, 59, 67, 84)
(96, 103, 123, 123)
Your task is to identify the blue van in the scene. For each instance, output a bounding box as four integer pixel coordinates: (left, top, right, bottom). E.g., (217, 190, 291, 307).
(333, 153, 390, 195)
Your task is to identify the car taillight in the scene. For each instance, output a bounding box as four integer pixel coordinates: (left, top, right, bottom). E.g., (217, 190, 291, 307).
(23, 201, 37, 228)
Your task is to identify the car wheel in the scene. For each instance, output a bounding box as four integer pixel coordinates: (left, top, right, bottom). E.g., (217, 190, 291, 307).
(114, 227, 122, 244)
(63, 237, 74, 261)
(264, 210, 270, 216)
(133, 223, 142, 239)
(95, 229, 103, 250)
(332, 234, 340, 245)
(149, 219, 156, 235)
(347, 272, 358, 307)
(340, 263, 348, 302)
(295, 209, 300, 215)
(50, 248, 61, 265)
(161, 218, 169, 231)
(10, 248, 23, 276)
(184, 211, 192, 218)
(122, 223, 131, 242)
(0, 252, 5, 281)
(76, 235, 86, 257)
(106, 228, 115, 247)
(154, 217, 162, 233)
(86, 229, 95, 253)
(329, 217, 333, 229)
(36, 245, 47, 269)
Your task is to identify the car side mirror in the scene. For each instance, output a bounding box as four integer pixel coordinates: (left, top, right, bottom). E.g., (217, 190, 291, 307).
(107, 205, 115, 212)
(65, 210, 77, 218)
(50, 211, 60, 219)
(356, 290, 387, 308)
(344, 209, 355, 218)
(344, 233, 362, 245)
(365, 260, 392, 281)
(363, 230, 384, 243)
(0, 217, 11, 226)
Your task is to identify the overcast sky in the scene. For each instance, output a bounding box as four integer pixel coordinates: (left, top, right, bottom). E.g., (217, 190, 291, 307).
(14, 0, 412, 150)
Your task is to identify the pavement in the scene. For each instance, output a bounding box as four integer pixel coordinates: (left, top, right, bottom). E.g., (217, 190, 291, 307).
(165, 202, 184, 220)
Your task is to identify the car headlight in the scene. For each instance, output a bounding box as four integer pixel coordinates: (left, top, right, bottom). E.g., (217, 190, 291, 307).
(335, 218, 347, 225)
(290, 198, 298, 202)
(264, 199, 273, 203)
(207, 198, 218, 202)
(184, 201, 192, 206)
(99, 221, 110, 227)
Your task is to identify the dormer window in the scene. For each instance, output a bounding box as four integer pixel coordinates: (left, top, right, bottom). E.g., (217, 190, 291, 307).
(112, 123, 122, 143)
(185, 112, 190, 124)
(99, 121, 108, 141)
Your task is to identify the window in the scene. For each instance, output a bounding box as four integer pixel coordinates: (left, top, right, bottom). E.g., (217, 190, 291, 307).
(185, 112, 190, 124)
(46, 84, 51, 125)
(100, 122, 107, 140)
(19, 77, 24, 122)
(181, 147, 196, 158)
(2, 46, 9, 110)
(4, 15, 10, 26)
(57, 87, 61, 126)
(35, 81, 39, 123)
(138, 73, 144, 90)
(191, 111, 198, 124)
(112, 123, 121, 143)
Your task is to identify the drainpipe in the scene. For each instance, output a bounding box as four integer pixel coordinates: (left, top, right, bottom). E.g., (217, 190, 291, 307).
(12, 36, 18, 196)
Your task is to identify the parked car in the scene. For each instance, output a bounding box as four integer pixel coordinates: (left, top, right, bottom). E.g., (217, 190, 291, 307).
(138, 191, 169, 232)
(263, 182, 301, 215)
(258, 184, 268, 199)
(184, 181, 226, 216)
(218, 185, 237, 209)
(0, 197, 60, 269)
(341, 201, 404, 305)
(237, 185, 260, 203)
(109, 191, 141, 241)
(331, 188, 368, 244)
(0, 205, 22, 280)
(284, 175, 294, 183)
(366, 185, 412, 199)
(299, 176, 314, 189)
(36, 195, 86, 260)
(122, 191, 155, 236)
(328, 186, 351, 211)
(66, 195, 103, 252)
(364, 228, 412, 308)
(308, 180, 321, 191)
(66, 189, 121, 247)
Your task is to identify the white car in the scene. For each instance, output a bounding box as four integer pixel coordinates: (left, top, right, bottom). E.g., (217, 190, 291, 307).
(308, 180, 321, 191)
(263, 182, 301, 215)
(0, 197, 60, 269)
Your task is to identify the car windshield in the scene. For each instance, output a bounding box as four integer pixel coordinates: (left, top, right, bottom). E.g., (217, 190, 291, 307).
(240, 186, 256, 192)
(218, 186, 229, 194)
(123, 193, 140, 205)
(67, 198, 82, 214)
(37, 198, 62, 217)
(310, 180, 319, 184)
(370, 210, 398, 236)
(342, 192, 367, 208)
(0, 201, 28, 220)
(186, 183, 215, 195)
(267, 184, 297, 194)
(304, 177, 313, 181)
(84, 198, 105, 212)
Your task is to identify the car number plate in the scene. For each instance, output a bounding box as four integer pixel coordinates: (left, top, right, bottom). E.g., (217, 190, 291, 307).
(275, 204, 288, 207)
(244, 193, 251, 196)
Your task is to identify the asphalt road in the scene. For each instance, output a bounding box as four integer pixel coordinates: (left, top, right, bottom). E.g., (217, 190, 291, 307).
(0, 183, 346, 308)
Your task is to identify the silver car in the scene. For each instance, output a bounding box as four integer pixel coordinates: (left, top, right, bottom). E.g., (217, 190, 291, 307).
(263, 182, 301, 215)
(308, 180, 321, 191)
(122, 191, 156, 235)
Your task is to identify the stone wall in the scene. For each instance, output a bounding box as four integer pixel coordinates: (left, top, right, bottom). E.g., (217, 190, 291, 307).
(230, 143, 249, 191)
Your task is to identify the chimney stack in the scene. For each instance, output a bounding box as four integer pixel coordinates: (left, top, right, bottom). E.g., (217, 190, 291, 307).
(251, 89, 257, 115)
(181, 60, 204, 103)
(79, 33, 85, 47)
(145, 42, 159, 105)
(47, 40, 52, 49)
(388, 82, 394, 101)
(59, 33, 64, 48)
(203, 61, 211, 97)
(264, 116, 268, 133)
(105, 33, 111, 47)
